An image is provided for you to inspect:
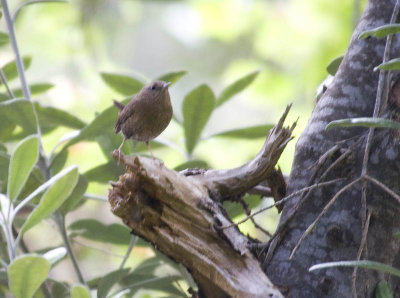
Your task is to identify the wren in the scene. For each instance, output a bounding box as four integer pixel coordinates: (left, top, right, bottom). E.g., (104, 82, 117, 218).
(113, 80, 172, 161)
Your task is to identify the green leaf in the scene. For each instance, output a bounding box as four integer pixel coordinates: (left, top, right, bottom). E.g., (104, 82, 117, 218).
(182, 84, 215, 154)
(0, 31, 9, 47)
(375, 281, 393, 298)
(0, 99, 37, 135)
(35, 102, 86, 131)
(101, 72, 144, 96)
(20, 166, 79, 235)
(130, 257, 162, 275)
(211, 124, 274, 139)
(375, 58, 400, 71)
(326, 55, 344, 76)
(0, 92, 11, 102)
(0, 154, 10, 194)
(58, 175, 88, 216)
(70, 284, 90, 298)
(0, 99, 85, 141)
(216, 70, 259, 107)
(13, 83, 54, 98)
(7, 135, 39, 202)
(63, 99, 128, 149)
(326, 117, 400, 130)
(309, 260, 400, 278)
(68, 219, 134, 245)
(174, 160, 209, 171)
(156, 71, 187, 85)
(359, 24, 400, 39)
(50, 148, 69, 175)
(118, 275, 184, 297)
(96, 131, 124, 161)
(8, 255, 50, 298)
(0, 119, 16, 140)
(51, 280, 70, 298)
(42, 247, 67, 265)
(16, 167, 45, 202)
(1, 56, 32, 83)
(84, 161, 124, 183)
(97, 268, 130, 298)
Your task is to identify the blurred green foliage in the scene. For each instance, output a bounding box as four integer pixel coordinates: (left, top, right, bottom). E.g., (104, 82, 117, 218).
(0, 0, 366, 297)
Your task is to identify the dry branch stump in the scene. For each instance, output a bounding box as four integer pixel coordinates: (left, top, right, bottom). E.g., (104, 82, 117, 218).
(108, 106, 295, 298)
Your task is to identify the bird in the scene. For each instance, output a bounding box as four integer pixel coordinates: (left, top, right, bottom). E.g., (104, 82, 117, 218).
(113, 80, 172, 162)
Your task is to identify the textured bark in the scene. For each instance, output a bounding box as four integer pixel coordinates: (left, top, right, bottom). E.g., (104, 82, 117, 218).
(266, 0, 400, 297)
(108, 109, 294, 298)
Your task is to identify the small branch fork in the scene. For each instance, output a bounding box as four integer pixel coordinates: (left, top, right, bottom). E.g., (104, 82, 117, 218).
(221, 178, 344, 231)
(108, 106, 296, 298)
(192, 105, 296, 201)
(262, 145, 352, 265)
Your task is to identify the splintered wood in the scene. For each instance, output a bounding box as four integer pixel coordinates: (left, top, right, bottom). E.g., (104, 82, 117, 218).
(109, 106, 294, 298)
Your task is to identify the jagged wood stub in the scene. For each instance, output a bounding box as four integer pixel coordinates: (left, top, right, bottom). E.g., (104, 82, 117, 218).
(108, 106, 294, 298)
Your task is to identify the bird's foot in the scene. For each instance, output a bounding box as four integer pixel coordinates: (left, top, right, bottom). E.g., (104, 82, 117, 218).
(117, 148, 122, 165)
(146, 142, 156, 160)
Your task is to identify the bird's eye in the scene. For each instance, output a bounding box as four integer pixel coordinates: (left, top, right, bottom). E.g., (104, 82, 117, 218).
(151, 85, 156, 90)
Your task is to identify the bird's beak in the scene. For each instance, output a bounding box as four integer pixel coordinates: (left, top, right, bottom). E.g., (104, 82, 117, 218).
(162, 82, 171, 89)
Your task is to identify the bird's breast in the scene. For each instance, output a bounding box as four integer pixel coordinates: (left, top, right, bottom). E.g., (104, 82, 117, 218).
(121, 96, 172, 142)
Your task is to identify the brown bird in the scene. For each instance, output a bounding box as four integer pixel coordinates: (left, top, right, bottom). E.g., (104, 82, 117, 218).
(113, 80, 172, 161)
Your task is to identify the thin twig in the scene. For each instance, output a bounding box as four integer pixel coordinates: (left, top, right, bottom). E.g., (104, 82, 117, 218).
(364, 174, 400, 204)
(55, 213, 86, 285)
(0, 221, 14, 261)
(0, 0, 48, 166)
(238, 198, 272, 237)
(351, 209, 371, 298)
(0, 0, 31, 100)
(222, 179, 344, 230)
(119, 236, 137, 269)
(264, 147, 350, 265)
(277, 146, 342, 232)
(0, 257, 7, 268)
(83, 193, 108, 202)
(247, 185, 272, 197)
(289, 178, 361, 260)
(308, 145, 340, 172)
(72, 239, 125, 258)
(360, 0, 400, 233)
(318, 149, 351, 182)
(0, 69, 15, 98)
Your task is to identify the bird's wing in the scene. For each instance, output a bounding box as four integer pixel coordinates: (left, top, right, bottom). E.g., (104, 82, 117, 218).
(115, 100, 136, 134)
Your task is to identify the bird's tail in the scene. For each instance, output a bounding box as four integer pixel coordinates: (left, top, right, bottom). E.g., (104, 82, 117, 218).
(113, 99, 125, 111)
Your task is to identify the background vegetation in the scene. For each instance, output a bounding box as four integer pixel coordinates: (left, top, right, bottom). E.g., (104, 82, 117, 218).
(0, 0, 365, 296)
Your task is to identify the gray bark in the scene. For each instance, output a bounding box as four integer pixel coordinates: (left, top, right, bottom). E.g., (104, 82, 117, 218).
(266, 0, 400, 297)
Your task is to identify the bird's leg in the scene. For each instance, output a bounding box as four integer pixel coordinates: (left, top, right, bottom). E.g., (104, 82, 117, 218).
(117, 137, 126, 165)
(146, 141, 155, 159)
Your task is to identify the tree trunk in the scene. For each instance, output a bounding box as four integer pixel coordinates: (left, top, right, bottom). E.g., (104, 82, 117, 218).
(266, 0, 400, 297)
